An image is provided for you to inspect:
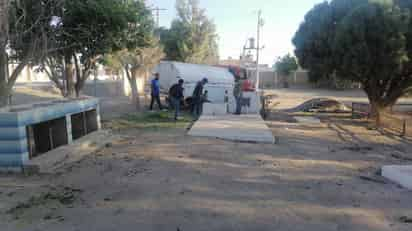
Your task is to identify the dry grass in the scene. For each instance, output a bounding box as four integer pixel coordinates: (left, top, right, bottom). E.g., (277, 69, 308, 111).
(103, 111, 193, 131)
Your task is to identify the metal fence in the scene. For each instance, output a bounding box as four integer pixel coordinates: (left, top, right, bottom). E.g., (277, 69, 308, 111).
(380, 114, 411, 137)
(352, 102, 412, 137)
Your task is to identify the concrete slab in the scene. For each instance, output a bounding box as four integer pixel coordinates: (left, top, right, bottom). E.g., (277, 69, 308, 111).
(294, 116, 321, 124)
(188, 114, 275, 143)
(382, 165, 412, 190)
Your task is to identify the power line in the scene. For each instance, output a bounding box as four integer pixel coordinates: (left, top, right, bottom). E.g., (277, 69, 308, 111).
(149, 7, 167, 28)
(255, 9, 264, 91)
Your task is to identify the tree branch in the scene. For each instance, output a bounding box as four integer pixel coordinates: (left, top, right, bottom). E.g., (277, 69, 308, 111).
(7, 39, 38, 89)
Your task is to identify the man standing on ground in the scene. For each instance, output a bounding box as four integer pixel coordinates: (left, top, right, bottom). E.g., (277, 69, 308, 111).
(169, 79, 185, 120)
(192, 78, 208, 118)
(233, 77, 243, 115)
(150, 73, 163, 111)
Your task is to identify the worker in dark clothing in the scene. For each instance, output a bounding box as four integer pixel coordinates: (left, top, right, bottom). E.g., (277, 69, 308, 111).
(201, 90, 210, 104)
(191, 77, 208, 118)
(150, 73, 162, 111)
(233, 77, 243, 115)
(169, 79, 185, 120)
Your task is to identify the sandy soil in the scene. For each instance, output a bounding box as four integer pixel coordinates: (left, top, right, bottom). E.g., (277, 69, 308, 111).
(1, 88, 412, 231)
(1, 113, 412, 231)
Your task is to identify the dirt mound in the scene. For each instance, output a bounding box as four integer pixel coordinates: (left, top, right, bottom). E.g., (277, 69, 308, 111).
(287, 98, 350, 113)
(263, 94, 280, 109)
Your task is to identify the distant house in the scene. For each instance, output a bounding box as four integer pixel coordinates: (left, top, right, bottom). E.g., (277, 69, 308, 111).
(219, 57, 242, 66)
(218, 58, 309, 89)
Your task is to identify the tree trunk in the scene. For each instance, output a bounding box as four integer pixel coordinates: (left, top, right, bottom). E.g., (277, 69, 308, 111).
(75, 81, 81, 98)
(0, 0, 10, 107)
(370, 100, 393, 127)
(74, 58, 81, 98)
(365, 84, 397, 127)
(44, 58, 66, 97)
(64, 55, 75, 97)
(0, 95, 7, 107)
(370, 102, 382, 126)
(0, 60, 9, 108)
(130, 68, 140, 110)
(73, 56, 94, 98)
(143, 71, 149, 103)
(0, 50, 8, 107)
(26, 65, 32, 82)
(74, 68, 91, 98)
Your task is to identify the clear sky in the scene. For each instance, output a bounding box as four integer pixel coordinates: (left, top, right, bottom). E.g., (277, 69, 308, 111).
(146, 0, 324, 66)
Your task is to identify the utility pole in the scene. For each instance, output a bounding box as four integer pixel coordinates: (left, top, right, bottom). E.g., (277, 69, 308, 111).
(150, 7, 167, 28)
(255, 10, 263, 91)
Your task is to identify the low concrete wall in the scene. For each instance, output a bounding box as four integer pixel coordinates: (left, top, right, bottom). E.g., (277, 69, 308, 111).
(0, 98, 100, 169)
(248, 69, 310, 89)
(203, 92, 261, 115)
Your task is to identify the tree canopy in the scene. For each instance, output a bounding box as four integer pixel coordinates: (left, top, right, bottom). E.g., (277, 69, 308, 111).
(105, 37, 164, 109)
(158, 0, 219, 65)
(40, 0, 154, 97)
(1, 0, 61, 106)
(1, 0, 154, 104)
(293, 0, 412, 122)
(274, 54, 298, 76)
(293, 0, 369, 83)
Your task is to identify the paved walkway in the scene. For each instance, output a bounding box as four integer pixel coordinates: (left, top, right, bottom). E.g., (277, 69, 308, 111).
(188, 114, 275, 143)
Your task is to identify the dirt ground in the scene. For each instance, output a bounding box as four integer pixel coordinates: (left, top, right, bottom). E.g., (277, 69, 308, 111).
(1, 88, 412, 231)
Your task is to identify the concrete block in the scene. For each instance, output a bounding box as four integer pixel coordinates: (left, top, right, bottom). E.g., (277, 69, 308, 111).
(0, 126, 26, 140)
(294, 116, 321, 124)
(189, 114, 275, 144)
(0, 139, 28, 153)
(382, 165, 412, 190)
(227, 92, 261, 114)
(0, 97, 100, 168)
(0, 166, 23, 173)
(241, 92, 261, 114)
(0, 112, 19, 127)
(0, 153, 27, 167)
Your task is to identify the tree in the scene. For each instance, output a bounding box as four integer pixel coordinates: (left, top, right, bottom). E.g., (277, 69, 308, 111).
(38, 55, 66, 96)
(335, 2, 410, 123)
(107, 39, 164, 110)
(103, 0, 160, 110)
(40, 0, 148, 97)
(158, 0, 219, 64)
(293, 0, 412, 124)
(0, 0, 10, 106)
(274, 54, 298, 76)
(292, 0, 368, 86)
(0, 0, 60, 107)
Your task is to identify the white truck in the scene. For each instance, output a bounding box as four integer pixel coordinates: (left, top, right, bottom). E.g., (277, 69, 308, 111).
(154, 61, 261, 114)
(155, 61, 235, 104)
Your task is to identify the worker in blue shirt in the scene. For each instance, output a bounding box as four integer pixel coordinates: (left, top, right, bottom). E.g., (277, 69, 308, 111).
(150, 73, 163, 111)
